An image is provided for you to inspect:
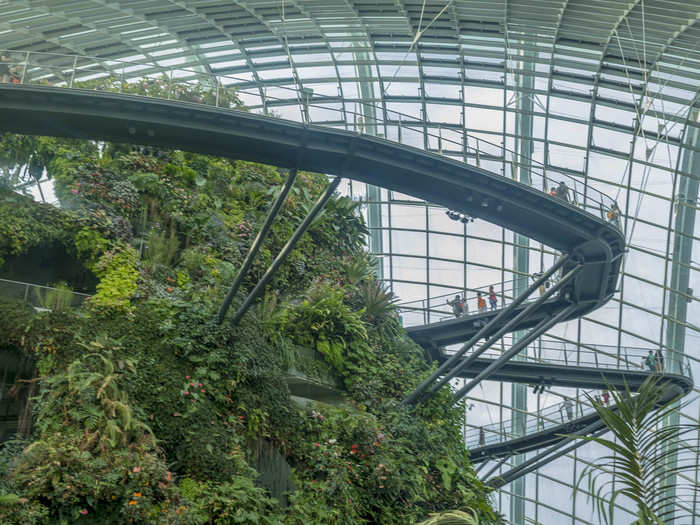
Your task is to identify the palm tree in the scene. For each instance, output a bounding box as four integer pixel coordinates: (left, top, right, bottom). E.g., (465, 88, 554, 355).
(569, 376, 698, 524)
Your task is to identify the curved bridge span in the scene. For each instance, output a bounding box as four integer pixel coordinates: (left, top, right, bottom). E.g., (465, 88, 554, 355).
(0, 82, 689, 483)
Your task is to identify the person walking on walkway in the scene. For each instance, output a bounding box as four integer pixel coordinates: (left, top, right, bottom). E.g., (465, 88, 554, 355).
(602, 390, 610, 406)
(488, 285, 498, 311)
(555, 181, 570, 203)
(645, 350, 656, 372)
(655, 348, 665, 373)
(479, 427, 485, 447)
(560, 398, 573, 422)
(447, 294, 465, 318)
(607, 202, 621, 228)
(477, 291, 486, 313)
(532, 271, 547, 296)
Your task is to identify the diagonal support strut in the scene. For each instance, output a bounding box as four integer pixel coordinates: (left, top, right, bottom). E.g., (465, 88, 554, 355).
(217, 169, 298, 324)
(230, 177, 342, 325)
(404, 259, 578, 406)
(453, 302, 578, 402)
(485, 419, 608, 489)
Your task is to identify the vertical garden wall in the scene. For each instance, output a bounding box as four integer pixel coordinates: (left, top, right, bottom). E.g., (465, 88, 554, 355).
(0, 131, 500, 524)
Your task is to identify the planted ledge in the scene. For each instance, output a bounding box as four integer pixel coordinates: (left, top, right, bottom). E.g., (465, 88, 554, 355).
(284, 346, 345, 405)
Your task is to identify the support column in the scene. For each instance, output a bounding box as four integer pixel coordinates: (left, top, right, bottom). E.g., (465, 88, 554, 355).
(510, 43, 536, 525)
(352, 43, 383, 280)
(662, 110, 699, 523)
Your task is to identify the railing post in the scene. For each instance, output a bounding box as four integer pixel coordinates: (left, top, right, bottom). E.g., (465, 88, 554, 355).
(69, 55, 78, 88)
(167, 68, 173, 100)
(398, 115, 402, 143)
(120, 67, 124, 93)
(215, 82, 220, 107)
(20, 51, 30, 84)
(23, 283, 29, 303)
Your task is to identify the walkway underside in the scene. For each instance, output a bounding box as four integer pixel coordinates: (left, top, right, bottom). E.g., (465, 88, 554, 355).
(445, 355, 693, 462)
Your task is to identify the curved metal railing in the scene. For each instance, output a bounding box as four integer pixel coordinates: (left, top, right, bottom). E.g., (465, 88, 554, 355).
(463, 345, 692, 450)
(0, 277, 90, 309)
(0, 49, 623, 226)
(396, 275, 564, 324)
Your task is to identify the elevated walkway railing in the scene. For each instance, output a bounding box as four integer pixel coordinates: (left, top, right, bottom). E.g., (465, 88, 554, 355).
(0, 49, 622, 226)
(0, 277, 90, 309)
(396, 276, 562, 324)
(446, 340, 687, 374)
(463, 347, 691, 450)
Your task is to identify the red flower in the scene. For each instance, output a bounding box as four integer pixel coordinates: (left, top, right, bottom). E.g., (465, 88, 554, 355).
(351, 444, 358, 449)
(313, 442, 320, 447)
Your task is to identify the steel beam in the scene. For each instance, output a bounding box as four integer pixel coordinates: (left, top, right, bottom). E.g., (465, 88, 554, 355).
(401, 255, 572, 406)
(415, 262, 579, 405)
(487, 422, 608, 489)
(217, 169, 298, 324)
(453, 303, 578, 402)
(230, 177, 342, 325)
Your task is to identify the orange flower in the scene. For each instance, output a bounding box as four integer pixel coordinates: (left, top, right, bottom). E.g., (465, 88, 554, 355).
(133, 492, 142, 498)
(128, 500, 138, 506)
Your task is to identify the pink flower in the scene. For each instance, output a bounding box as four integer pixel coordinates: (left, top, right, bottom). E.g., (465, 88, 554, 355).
(184, 391, 189, 396)
(173, 412, 180, 417)
(71, 188, 79, 195)
(198, 383, 203, 388)
(313, 442, 320, 447)
(186, 375, 191, 379)
(190, 382, 195, 387)
(79, 509, 88, 515)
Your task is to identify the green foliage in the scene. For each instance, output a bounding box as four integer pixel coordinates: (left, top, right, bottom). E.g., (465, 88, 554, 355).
(278, 283, 367, 373)
(74, 227, 110, 270)
(0, 189, 77, 267)
(178, 476, 282, 524)
(32, 282, 75, 312)
(566, 377, 700, 525)
(0, 99, 499, 523)
(91, 246, 139, 311)
(416, 509, 480, 525)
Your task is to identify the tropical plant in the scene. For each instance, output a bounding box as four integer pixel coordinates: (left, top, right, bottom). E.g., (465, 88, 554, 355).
(568, 376, 699, 524)
(417, 509, 479, 525)
(32, 282, 75, 311)
(358, 279, 397, 323)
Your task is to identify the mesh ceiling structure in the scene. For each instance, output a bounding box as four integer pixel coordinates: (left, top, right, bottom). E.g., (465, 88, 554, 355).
(1, 0, 700, 522)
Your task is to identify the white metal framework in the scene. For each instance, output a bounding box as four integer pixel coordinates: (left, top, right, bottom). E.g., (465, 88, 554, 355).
(1, 1, 699, 522)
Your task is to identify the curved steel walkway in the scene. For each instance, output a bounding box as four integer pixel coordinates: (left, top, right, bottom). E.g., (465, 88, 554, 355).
(0, 80, 686, 482)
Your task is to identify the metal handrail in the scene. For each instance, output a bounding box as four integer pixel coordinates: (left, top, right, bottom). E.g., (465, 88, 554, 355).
(0, 48, 622, 223)
(0, 277, 90, 309)
(464, 346, 690, 449)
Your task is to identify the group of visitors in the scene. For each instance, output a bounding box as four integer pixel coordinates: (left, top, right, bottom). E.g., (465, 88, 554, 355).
(447, 286, 499, 318)
(593, 390, 611, 406)
(548, 180, 622, 229)
(645, 348, 665, 373)
(550, 181, 571, 203)
(0, 55, 21, 84)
